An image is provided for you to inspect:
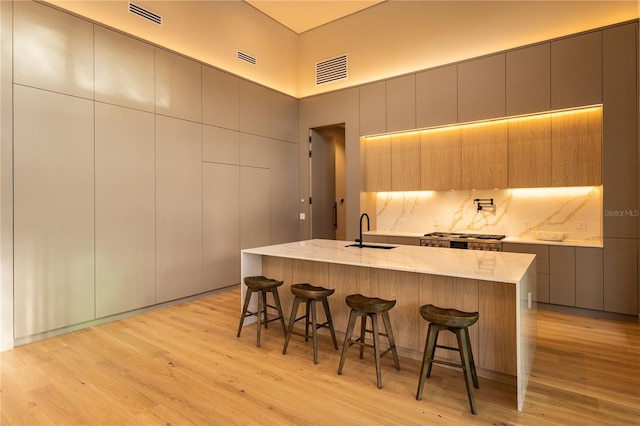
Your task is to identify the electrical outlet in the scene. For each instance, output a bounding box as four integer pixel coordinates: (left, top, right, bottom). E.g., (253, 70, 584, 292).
(524, 221, 532, 229)
(433, 218, 439, 227)
(575, 222, 586, 231)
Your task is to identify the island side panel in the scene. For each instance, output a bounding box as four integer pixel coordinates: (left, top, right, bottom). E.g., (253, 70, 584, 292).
(517, 261, 537, 411)
(418, 275, 479, 365)
(478, 280, 517, 376)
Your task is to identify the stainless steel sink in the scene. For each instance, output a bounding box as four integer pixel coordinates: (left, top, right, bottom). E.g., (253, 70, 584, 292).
(345, 243, 396, 249)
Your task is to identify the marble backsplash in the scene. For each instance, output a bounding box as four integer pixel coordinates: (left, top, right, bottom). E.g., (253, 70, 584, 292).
(375, 186, 602, 241)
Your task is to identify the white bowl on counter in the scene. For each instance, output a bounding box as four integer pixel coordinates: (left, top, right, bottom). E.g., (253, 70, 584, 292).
(535, 231, 569, 242)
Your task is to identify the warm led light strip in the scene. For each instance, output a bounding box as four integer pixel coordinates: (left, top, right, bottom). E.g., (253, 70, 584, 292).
(362, 104, 603, 140)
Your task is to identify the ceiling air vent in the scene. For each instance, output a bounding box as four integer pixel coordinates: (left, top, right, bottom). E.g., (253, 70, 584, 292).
(129, 2, 162, 26)
(237, 51, 257, 66)
(316, 54, 348, 85)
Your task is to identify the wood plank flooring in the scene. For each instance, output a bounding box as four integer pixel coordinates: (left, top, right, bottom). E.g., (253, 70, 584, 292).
(1, 288, 639, 425)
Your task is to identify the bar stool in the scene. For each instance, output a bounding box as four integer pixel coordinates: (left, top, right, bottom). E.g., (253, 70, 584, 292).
(282, 283, 339, 364)
(416, 304, 480, 414)
(337, 294, 400, 388)
(236, 276, 287, 347)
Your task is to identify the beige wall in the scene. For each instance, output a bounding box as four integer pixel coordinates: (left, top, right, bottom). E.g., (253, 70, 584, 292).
(47, 1, 638, 98)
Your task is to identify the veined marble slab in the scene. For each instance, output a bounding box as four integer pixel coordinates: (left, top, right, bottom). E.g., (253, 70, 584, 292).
(242, 239, 535, 284)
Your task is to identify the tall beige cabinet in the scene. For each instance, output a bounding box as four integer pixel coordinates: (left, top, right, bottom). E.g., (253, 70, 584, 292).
(9, 1, 299, 343)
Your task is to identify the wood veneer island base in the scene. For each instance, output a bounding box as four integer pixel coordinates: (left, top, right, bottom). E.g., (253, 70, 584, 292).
(241, 239, 536, 411)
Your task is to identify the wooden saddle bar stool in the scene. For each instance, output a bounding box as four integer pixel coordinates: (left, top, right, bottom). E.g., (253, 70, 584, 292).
(282, 283, 339, 364)
(236, 276, 287, 347)
(416, 304, 480, 414)
(337, 293, 401, 388)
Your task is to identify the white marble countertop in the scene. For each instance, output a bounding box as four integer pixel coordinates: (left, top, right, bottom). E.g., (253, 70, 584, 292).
(242, 239, 535, 284)
(363, 230, 603, 248)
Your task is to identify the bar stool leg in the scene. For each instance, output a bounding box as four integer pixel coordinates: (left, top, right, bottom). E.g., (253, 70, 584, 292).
(464, 327, 479, 389)
(338, 310, 358, 375)
(283, 296, 302, 355)
(416, 323, 439, 400)
(371, 313, 383, 389)
(321, 297, 339, 350)
(256, 290, 264, 347)
(270, 287, 287, 335)
(311, 299, 319, 364)
(237, 287, 255, 337)
(381, 311, 401, 370)
(456, 327, 478, 415)
(426, 324, 442, 378)
(358, 314, 367, 360)
(304, 301, 311, 342)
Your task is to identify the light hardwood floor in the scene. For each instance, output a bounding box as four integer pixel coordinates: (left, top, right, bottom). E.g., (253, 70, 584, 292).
(1, 288, 639, 425)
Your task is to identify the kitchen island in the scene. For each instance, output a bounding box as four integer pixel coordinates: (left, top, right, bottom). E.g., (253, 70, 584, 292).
(241, 239, 536, 411)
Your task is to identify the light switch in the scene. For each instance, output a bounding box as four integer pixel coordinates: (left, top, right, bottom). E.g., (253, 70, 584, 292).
(299, 213, 306, 220)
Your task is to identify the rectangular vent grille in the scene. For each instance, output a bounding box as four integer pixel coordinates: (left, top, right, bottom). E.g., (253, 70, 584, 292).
(237, 51, 257, 65)
(316, 54, 348, 85)
(129, 2, 162, 26)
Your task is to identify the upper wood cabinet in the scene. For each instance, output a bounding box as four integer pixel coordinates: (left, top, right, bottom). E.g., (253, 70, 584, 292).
(364, 136, 391, 191)
(551, 32, 602, 109)
(460, 120, 508, 189)
(416, 65, 458, 128)
(551, 107, 602, 187)
(458, 54, 506, 122)
(508, 114, 552, 188)
(506, 43, 551, 116)
(421, 127, 462, 191)
(391, 132, 421, 191)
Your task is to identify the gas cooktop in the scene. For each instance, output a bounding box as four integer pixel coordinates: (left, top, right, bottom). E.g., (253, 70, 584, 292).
(423, 232, 506, 241)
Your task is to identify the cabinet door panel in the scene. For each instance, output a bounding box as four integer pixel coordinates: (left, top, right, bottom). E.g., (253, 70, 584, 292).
(549, 246, 576, 306)
(95, 26, 154, 112)
(240, 167, 271, 250)
(240, 80, 270, 137)
(391, 132, 420, 191)
(95, 104, 156, 317)
(508, 114, 551, 188)
(603, 23, 638, 239)
(460, 121, 508, 189)
(416, 65, 457, 128)
(604, 238, 638, 315)
(270, 92, 298, 143)
(271, 140, 299, 244)
(506, 43, 550, 116)
(202, 66, 240, 130)
(203, 125, 240, 165)
(203, 163, 240, 290)
(386, 75, 416, 132)
(156, 116, 203, 302)
(155, 49, 202, 122)
(360, 82, 386, 136)
(551, 32, 602, 109)
(14, 1, 94, 99)
(420, 127, 462, 191)
(458, 54, 505, 122)
(14, 86, 95, 338)
(575, 247, 603, 310)
(551, 108, 602, 187)
(364, 136, 391, 192)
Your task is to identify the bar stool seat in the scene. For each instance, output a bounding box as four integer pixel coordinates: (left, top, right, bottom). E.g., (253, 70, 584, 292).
(237, 276, 286, 347)
(337, 294, 400, 388)
(416, 304, 480, 414)
(283, 283, 338, 364)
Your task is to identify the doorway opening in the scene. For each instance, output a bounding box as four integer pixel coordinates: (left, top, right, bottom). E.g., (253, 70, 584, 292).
(309, 124, 346, 241)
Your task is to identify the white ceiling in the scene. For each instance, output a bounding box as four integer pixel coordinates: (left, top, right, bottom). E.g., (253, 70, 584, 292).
(244, 0, 385, 33)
